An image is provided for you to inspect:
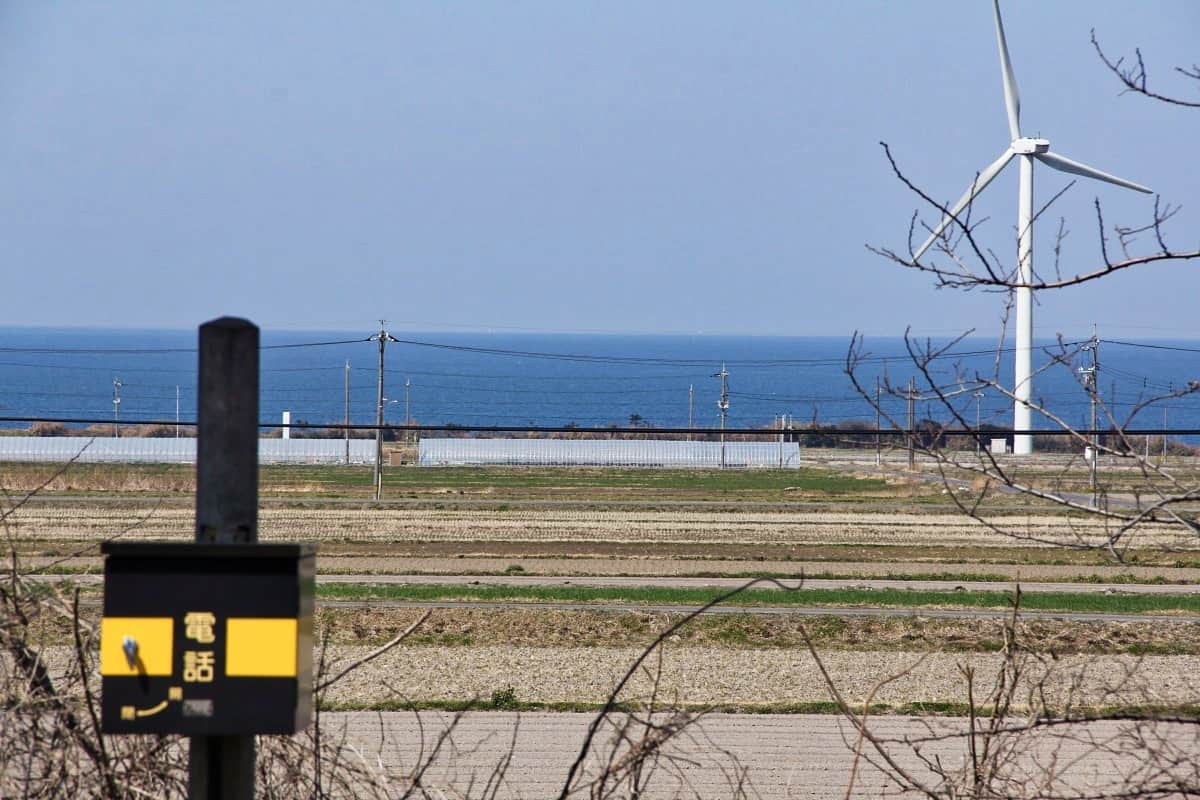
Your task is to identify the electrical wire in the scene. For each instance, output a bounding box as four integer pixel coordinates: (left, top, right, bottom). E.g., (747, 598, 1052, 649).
(1105, 339, 1200, 355)
(387, 336, 1082, 368)
(0, 337, 367, 356)
(2, 414, 1195, 436)
(0, 334, 1097, 377)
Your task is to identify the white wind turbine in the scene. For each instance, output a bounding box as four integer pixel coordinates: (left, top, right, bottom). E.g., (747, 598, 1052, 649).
(912, 0, 1152, 455)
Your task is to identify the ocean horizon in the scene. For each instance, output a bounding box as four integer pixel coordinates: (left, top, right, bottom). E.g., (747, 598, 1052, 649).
(2, 326, 1198, 439)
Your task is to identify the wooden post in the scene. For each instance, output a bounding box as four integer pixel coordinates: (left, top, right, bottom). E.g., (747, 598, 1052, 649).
(191, 317, 259, 799)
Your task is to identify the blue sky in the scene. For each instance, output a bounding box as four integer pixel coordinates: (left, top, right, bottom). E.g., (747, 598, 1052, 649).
(0, 1, 1196, 339)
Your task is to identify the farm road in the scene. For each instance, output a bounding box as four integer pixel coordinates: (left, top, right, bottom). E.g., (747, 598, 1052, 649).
(318, 572, 1200, 595)
(322, 710, 1191, 798)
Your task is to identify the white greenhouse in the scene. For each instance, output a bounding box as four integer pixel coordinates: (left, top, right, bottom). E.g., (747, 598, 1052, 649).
(417, 438, 800, 468)
(0, 436, 375, 465)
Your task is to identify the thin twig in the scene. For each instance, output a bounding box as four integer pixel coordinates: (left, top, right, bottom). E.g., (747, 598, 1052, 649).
(314, 610, 432, 693)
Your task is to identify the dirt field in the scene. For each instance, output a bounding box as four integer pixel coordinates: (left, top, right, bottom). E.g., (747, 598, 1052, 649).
(9, 503, 1196, 550)
(320, 643, 1200, 710)
(9, 461, 1200, 717)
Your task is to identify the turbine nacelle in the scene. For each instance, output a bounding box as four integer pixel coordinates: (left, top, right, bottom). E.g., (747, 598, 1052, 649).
(1012, 138, 1050, 155)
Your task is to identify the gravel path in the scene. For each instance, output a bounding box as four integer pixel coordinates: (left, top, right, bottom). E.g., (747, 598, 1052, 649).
(321, 710, 1200, 799)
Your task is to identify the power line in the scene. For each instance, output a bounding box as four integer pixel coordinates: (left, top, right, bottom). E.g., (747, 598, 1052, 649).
(0, 337, 367, 356)
(388, 337, 1090, 368)
(0, 333, 1102, 373)
(3, 414, 1198, 437)
(379, 366, 709, 382)
(1105, 339, 1200, 354)
(0, 345, 196, 355)
(262, 337, 369, 350)
(0, 359, 195, 374)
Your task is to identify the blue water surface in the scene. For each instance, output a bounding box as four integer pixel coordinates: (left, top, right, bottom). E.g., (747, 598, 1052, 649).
(1, 327, 1197, 439)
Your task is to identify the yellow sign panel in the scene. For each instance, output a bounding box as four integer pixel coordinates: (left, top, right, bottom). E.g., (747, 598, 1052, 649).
(225, 618, 298, 677)
(100, 617, 174, 677)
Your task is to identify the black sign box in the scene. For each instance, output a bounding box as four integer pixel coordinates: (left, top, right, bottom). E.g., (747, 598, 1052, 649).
(100, 542, 315, 735)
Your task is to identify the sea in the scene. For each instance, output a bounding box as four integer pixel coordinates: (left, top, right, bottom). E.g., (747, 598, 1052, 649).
(1, 327, 1198, 441)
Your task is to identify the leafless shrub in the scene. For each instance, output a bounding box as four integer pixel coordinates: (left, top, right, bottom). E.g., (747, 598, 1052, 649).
(2, 446, 779, 798)
(0, 449, 451, 798)
(557, 580, 793, 799)
(847, 330, 1200, 556)
(856, 67, 1200, 553)
(833, 29, 1200, 797)
(807, 590, 1200, 799)
(26, 421, 70, 437)
(0, 457, 187, 797)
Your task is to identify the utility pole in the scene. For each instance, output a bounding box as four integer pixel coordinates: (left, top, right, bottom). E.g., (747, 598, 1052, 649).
(906, 378, 915, 472)
(370, 321, 398, 500)
(1079, 333, 1099, 508)
(874, 377, 881, 467)
(112, 377, 122, 438)
(405, 377, 412, 443)
(175, 385, 181, 438)
(712, 365, 729, 468)
(973, 390, 985, 454)
(1145, 406, 1151, 461)
(1163, 389, 1170, 462)
(688, 384, 694, 441)
(344, 360, 351, 466)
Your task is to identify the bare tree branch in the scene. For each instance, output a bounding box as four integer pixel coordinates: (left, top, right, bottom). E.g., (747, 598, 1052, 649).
(315, 610, 431, 693)
(1092, 29, 1200, 108)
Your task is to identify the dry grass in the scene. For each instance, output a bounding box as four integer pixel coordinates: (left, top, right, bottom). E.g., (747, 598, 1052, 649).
(0, 463, 194, 493)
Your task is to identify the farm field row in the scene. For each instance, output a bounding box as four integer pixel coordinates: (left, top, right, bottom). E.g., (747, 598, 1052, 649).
(21, 598, 1200, 714)
(316, 642, 1200, 712)
(9, 462, 1198, 720)
(9, 504, 1196, 550)
(7, 457, 1200, 505)
(315, 582, 1200, 616)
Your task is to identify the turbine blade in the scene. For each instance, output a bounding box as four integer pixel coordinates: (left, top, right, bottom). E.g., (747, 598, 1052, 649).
(993, 0, 1021, 140)
(913, 149, 1014, 260)
(1036, 151, 1153, 194)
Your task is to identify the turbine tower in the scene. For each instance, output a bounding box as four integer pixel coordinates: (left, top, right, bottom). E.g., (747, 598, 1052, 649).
(911, 0, 1152, 455)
